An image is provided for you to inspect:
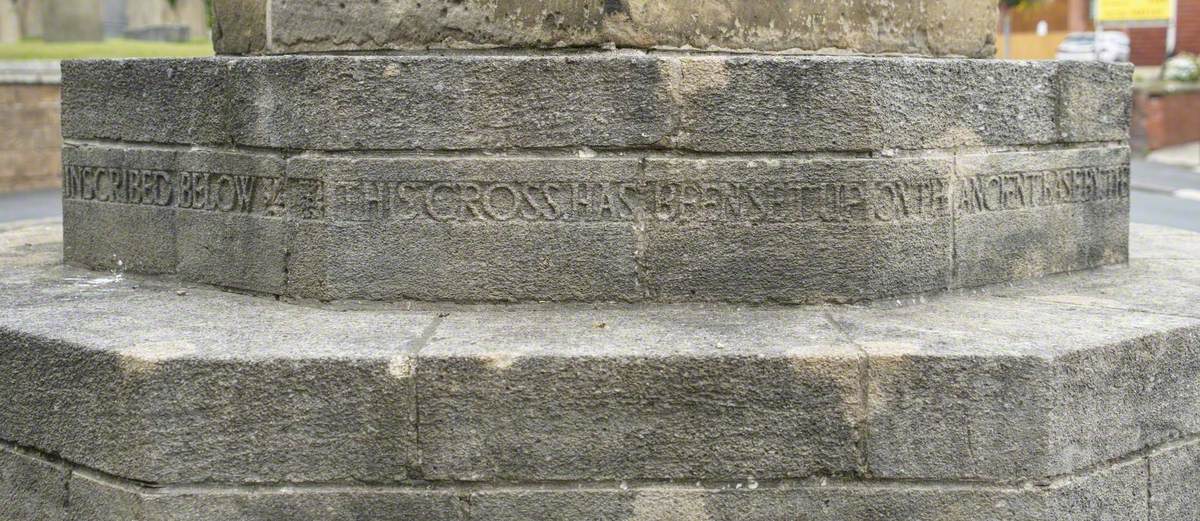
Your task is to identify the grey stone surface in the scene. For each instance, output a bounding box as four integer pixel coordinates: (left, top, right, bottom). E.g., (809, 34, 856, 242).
(61, 59, 231, 147)
(0, 327, 427, 485)
(2, 219, 1200, 518)
(1150, 440, 1200, 521)
(55, 53, 1133, 302)
(953, 146, 1130, 288)
(1057, 60, 1134, 143)
(286, 156, 642, 302)
(173, 150, 287, 294)
(3, 220, 1200, 488)
(210, 0, 265, 55)
(834, 298, 1200, 481)
(418, 309, 863, 481)
(61, 55, 1132, 154)
(41, 0, 103, 42)
(671, 57, 1062, 152)
(0, 439, 1166, 521)
(213, 0, 997, 57)
(58, 142, 1131, 303)
(0, 446, 68, 521)
(60, 141, 1130, 303)
(640, 157, 954, 303)
(3, 220, 434, 484)
(66, 473, 466, 521)
(467, 461, 1146, 521)
(65, 473, 142, 521)
(225, 54, 674, 151)
(61, 146, 181, 275)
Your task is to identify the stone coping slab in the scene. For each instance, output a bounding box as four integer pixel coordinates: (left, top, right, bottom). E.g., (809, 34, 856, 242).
(2, 219, 1199, 489)
(0, 60, 62, 85)
(58, 53, 1133, 304)
(61, 55, 1131, 152)
(211, 0, 997, 57)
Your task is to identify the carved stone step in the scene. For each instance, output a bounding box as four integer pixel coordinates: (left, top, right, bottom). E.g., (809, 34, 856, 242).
(2, 220, 1199, 519)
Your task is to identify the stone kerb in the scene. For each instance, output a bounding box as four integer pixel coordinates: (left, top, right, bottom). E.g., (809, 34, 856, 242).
(59, 54, 1132, 303)
(212, 0, 998, 57)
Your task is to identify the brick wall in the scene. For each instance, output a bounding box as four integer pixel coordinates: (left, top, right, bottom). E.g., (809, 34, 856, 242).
(1132, 88, 1200, 151)
(1005, 0, 1200, 64)
(0, 61, 61, 194)
(1121, 0, 1200, 65)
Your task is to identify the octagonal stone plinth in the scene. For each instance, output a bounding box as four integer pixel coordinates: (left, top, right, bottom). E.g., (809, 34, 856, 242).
(212, 0, 998, 56)
(2, 220, 1200, 520)
(59, 55, 1132, 304)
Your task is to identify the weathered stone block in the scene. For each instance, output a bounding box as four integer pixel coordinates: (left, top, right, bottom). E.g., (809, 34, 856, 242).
(62, 146, 292, 294)
(62, 146, 180, 274)
(466, 460, 1146, 521)
(66, 469, 466, 521)
(61, 59, 231, 146)
(214, 0, 996, 57)
(1, 221, 1199, 519)
(1150, 440, 1200, 521)
(286, 156, 642, 301)
(64, 472, 141, 521)
(57, 144, 1125, 302)
(225, 55, 674, 151)
(57, 141, 1130, 303)
(173, 151, 288, 295)
(672, 57, 1060, 152)
(1050, 327, 1200, 482)
(952, 146, 1130, 288)
(418, 309, 864, 481)
(1056, 60, 1134, 143)
(641, 157, 954, 302)
(211, 0, 267, 55)
(835, 296, 1200, 481)
(0, 447, 67, 521)
(0, 286, 433, 484)
(62, 56, 1131, 155)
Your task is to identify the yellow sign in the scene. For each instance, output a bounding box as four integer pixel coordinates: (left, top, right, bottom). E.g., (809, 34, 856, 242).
(1096, 0, 1173, 22)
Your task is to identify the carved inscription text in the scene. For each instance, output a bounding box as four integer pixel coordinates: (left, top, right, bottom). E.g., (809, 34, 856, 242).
(61, 165, 323, 218)
(63, 164, 1128, 224)
(328, 179, 952, 224)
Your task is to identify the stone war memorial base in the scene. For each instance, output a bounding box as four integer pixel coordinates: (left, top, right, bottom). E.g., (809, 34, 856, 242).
(59, 54, 1132, 304)
(3, 218, 1200, 520)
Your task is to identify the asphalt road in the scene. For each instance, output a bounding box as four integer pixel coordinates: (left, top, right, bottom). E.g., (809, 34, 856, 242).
(1130, 158, 1200, 232)
(0, 188, 59, 223)
(2, 160, 1198, 231)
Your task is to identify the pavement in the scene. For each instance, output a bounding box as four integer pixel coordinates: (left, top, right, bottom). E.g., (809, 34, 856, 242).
(1146, 142, 1200, 171)
(1131, 156, 1200, 232)
(0, 188, 59, 223)
(1, 156, 1198, 232)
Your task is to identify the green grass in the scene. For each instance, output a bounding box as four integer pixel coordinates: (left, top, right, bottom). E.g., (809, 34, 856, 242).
(0, 38, 214, 60)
